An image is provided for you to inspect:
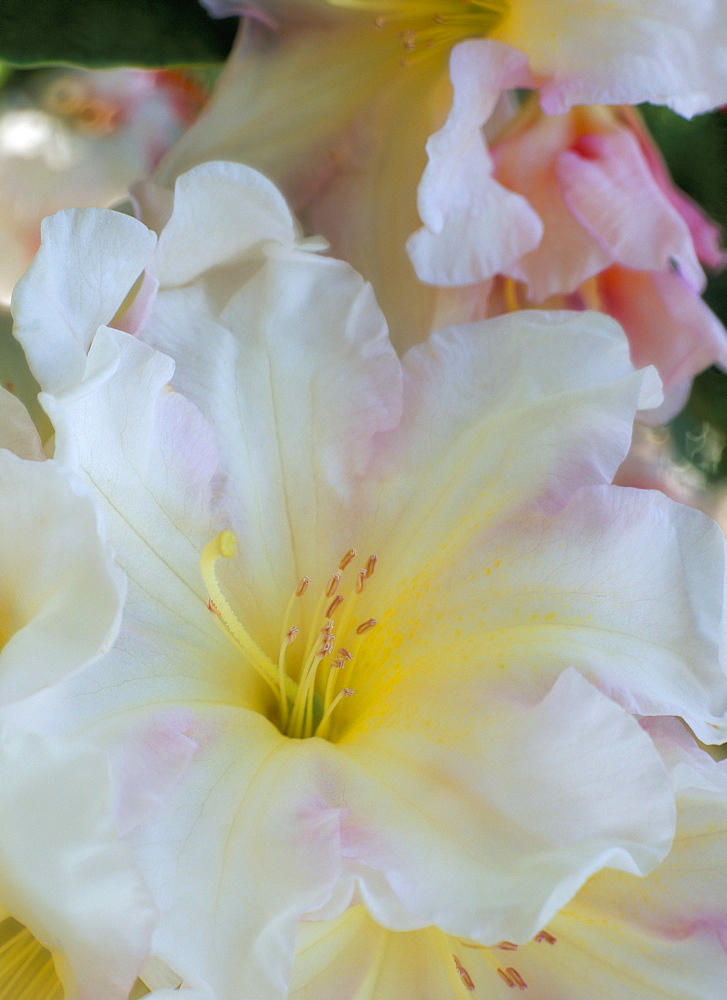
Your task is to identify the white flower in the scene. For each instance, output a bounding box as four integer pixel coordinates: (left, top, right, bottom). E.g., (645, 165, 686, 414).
(12, 161, 727, 998)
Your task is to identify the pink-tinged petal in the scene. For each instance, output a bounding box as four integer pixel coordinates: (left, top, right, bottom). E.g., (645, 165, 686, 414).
(558, 129, 704, 290)
(107, 710, 199, 835)
(11, 209, 157, 395)
(110, 271, 159, 338)
(599, 265, 727, 392)
(0, 385, 43, 459)
(131, 709, 344, 1000)
(327, 670, 674, 943)
(366, 312, 659, 585)
(408, 39, 542, 287)
(492, 107, 612, 299)
(0, 451, 125, 707)
(494, 0, 727, 116)
(0, 726, 156, 1000)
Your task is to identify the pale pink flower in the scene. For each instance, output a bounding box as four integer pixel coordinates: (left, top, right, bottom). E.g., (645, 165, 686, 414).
(11, 162, 727, 998)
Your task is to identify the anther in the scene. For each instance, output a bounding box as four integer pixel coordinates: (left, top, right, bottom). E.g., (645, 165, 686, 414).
(339, 549, 357, 571)
(365, 555, 378, 577)
(497, 967, 527, 990)
(326, 573, 341, 597)
(355, 618, 378, 635)
(207, 598, 221, 617)
(535, 930, 556, 945)
(285, 626, 300, 644)
(453, 955, 475, 992)
(326, 594, 344, 618)
(296, 577, 311, 597)
(356, 569, 367, 594)
(498, 942, 518, 951)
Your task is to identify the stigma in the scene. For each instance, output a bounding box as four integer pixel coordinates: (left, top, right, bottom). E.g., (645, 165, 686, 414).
(201, 532, 379, 740)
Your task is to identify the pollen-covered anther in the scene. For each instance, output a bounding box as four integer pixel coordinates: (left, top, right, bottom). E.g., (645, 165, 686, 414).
(326, 594, 344, 617)
(326, 573, 341, 597)
(365, 554, 378, 576)
(285, 626, 300, 644)
(453, 955, 476, 992)
(534, 930, 556, 945)
(339, 548, 357, 570)
(356, 569, 368, 594)
(296, 576, 311, 597)
(207, 598, 220, 617)
(498, 967, 528, 990)
(497, 941, 519, 951)
(355, 617, 378, 634)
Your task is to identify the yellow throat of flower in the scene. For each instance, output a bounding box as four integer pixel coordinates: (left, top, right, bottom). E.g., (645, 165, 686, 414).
(326, 0, 510, 62)
(201, 532, 379, 741)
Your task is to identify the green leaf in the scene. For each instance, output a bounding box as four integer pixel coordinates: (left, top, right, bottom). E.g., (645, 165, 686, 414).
(0, 0, 237, 68)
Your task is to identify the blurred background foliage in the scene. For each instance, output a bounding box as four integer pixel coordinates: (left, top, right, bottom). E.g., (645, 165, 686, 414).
(640, 105, 727, 484)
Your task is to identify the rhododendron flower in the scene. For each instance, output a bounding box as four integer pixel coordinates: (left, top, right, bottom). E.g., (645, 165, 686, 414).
(12, 162, 727, 999)
(154, 0, 727, 348)
(484, 101, 727, 419)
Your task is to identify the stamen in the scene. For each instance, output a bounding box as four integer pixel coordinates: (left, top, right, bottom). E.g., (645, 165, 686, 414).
(365, 554, 378, 577)
(314, 686, 354, 738)
(296, 576, 311, 597)
(453, 955, 476, 991)
(497, 942, 519, 951)
(326, 573, 341, 597)
(201, 532, 296, 702)
(355, 618, 378, 634)
(497, 967, 528, 990)
(534, 930, 556, 945)
(356, 569, 368, 594)
(326, 594, 345, 617)
(339, 548, 357, 570)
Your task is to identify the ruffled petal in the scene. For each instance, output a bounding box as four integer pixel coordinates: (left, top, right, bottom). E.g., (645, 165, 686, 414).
(0, 726, 156, 1000)
(494, 0, 727, 116)
(407, 40, 542, 286)
(0, 451, 125, 706)
(599, 265, 727, 392)
(558, 128, 703, 289)
(366, 311, 660, 581)
(327, 670, 674, 942)
(11, 208, 157, 395)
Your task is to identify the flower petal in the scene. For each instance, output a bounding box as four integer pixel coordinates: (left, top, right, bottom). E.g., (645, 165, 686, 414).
(407, 40, 542, 287)
(0, 451, 125, 706)
(11, 208, 157, 395)
(557, 128, 703, 289)
(327, 669, 674, 943)
(0, 726, 156, 1000)
(130, 709, 344, 999)
(494, 0, 727, 116)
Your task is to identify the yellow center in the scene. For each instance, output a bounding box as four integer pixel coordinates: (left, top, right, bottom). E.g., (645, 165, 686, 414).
(201, 532, 379, 740)
(327, 0, 510, 62)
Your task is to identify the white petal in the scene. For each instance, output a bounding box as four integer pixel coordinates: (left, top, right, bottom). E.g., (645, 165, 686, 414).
(407, 40, 542, 286)
(0, 726, 155, 1000)
(12, 208, 156, 395)
(0, 451, 125, 706)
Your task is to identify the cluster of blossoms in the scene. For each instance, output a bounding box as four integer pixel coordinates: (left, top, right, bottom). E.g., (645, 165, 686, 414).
(1, 3, 727, 1000)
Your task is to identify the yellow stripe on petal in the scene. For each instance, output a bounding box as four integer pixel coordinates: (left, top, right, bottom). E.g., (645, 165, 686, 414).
(326, 0, 510, 62)
(0, 919, 62, 1000)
